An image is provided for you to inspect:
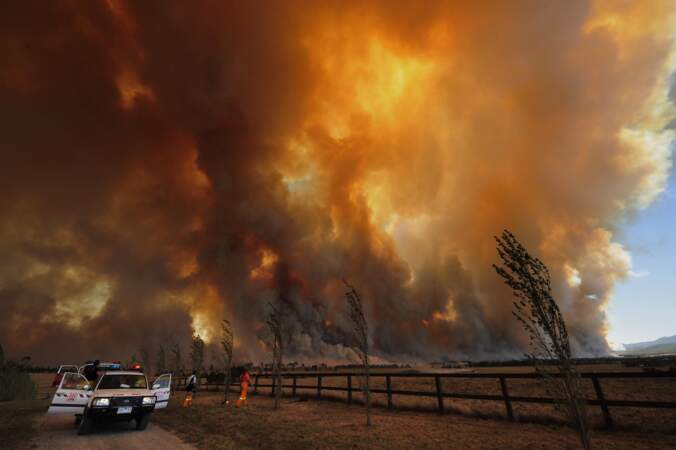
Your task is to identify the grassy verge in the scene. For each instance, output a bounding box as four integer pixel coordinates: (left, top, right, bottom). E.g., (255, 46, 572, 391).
(154, 401, 344, 449)
(154, 392, 676, 450)
(153, 393, 545, 450)
(0, 399, 48, 450)
(153, 394, 392, 450)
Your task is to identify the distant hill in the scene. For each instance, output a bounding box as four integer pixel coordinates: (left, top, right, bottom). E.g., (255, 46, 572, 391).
(621, 335, 676, 355)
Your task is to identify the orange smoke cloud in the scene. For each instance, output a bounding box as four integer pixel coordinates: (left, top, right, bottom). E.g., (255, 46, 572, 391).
(0, 1, 674, 364)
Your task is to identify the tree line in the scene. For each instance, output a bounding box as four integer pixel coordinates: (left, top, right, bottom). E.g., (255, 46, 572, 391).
(0, 344, 37, 401)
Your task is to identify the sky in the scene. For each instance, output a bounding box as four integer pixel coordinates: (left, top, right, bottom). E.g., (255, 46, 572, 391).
(609, 164, 676, 346)
(1, 1, 675, 366)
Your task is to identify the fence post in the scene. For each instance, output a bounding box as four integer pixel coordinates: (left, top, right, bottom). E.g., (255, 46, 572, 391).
(254, 374, 259, 395)
(499, 377, 515, 422)
(270, 375, 276, 397)
(292, 375, 297, 397)
(347, 375, 352, 405)
(591, 376, 614, 429)
(435, 375, 444, 413)
(317, 375, 322, 399)
(386, 375, 393, 409)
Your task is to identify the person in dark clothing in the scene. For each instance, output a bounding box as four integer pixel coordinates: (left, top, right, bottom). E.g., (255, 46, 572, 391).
(183, 370, 198, 407)
(83, 360, 100, 386)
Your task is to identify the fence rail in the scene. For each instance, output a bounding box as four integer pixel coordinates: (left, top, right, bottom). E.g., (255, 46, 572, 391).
(173, 370, 676, 429)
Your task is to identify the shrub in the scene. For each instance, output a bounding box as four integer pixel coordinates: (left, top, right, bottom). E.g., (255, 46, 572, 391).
(0, 344, 37, 401)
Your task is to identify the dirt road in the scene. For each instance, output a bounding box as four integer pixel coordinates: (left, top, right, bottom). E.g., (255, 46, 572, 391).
(32, 414, 196, 450)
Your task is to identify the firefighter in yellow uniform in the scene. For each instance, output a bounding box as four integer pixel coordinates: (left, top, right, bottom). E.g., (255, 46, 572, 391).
(236, 368, 251, 407)
(183, 370, 197, 407)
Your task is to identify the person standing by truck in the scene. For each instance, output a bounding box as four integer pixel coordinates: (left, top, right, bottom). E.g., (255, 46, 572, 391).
(83, 360, 100, 387)
(236, 367, 251, 407)
(182, 370, 198, 407)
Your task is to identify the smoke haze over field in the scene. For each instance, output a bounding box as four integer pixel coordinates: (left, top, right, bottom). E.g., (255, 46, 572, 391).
(0, 1, 674, 366)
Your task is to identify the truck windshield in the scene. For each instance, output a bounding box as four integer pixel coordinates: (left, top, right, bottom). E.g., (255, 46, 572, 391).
(58, 366, 77, 374)
(97, 374, 147, 389)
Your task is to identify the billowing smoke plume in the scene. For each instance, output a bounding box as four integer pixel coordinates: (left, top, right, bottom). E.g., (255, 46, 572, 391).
(1, 1, 674, 365)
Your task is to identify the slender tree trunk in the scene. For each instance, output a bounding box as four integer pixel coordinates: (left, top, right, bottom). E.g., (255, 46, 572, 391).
(278, 344, 284, 408)
(223, 361, 232, 404)
(364, 356, 371, 426)
(344, 280, 372, 427)
(266, 298, 285, 411)
(564, 374, 590, 450)
(272, 346, 282, 409)
(275, 370, 282, 408)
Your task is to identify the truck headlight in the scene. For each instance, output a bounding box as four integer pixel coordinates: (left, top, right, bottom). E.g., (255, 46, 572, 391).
(92, 397, 110, 407)
(142, 396, 156, 405)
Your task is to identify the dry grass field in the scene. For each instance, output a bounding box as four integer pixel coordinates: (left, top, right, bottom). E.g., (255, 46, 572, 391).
(153, 391, 676, 449)
(244, 365, 676, 435)
(32, 372, 57, 398)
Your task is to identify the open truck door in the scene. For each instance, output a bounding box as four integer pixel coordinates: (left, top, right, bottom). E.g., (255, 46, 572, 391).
(151, 373, 172, 409)
(47, 372, 92, 415)
(51, 364, 78, 387)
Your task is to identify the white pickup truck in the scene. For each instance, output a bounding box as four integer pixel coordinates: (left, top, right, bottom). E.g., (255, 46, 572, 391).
(47, 370, 172, 435)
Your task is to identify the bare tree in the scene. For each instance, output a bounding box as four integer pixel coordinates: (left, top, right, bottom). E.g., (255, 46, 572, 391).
(343, 279, 371, 426)
(139, 346, 152, 376)
(493, 230, 590, 450)
(128, 353, 138, 369)
(156, 344, 166, 374)
(168, 339, 183, 375)
(266, 300, 285, 410)
(190, 334, 205, 374)
(167, 337, 183, 376)
(221, 319, 234, 405)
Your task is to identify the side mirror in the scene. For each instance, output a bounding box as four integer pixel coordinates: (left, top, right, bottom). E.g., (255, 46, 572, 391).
(153, 383, 160, 389)
(84, 384, 91, 391)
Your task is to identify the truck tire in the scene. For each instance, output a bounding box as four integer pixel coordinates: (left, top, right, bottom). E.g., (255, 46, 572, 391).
(77, 410, 93, 435)
(135, 413, 150, 430)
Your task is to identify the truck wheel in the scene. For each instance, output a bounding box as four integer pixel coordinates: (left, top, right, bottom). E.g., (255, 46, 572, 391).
(77, 411, 93, 435)
(135, 413, 150, 430)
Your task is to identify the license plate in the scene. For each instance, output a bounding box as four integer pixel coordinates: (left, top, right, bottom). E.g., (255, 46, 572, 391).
(117, 406, 133, 414)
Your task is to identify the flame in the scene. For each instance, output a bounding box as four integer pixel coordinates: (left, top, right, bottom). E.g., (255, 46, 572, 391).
(249, 248, 279, 281)
(305, 32, 438, 139)
(191, 312, 212, 343)
(432, 295, 457, 323)
(116, 68, 154, 109)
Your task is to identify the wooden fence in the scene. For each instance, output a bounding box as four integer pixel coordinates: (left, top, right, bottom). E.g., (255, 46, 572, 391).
(173, 370, 676, 429)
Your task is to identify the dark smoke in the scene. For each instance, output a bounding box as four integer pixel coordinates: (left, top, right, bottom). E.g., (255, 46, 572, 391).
(0, 1, 673, 365)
